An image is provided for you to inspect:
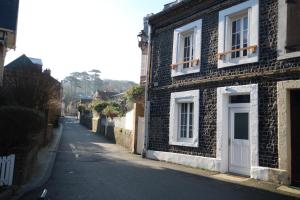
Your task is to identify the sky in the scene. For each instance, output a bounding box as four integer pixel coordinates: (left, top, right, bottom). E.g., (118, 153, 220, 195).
(5, 0, 172, 83)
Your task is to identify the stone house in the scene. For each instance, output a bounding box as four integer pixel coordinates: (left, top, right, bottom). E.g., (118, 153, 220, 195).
(144, 0, 300, 186)
(4, 54, 62, 125)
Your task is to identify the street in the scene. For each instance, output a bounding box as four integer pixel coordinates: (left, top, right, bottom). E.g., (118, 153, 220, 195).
(20, 117, 298, 200)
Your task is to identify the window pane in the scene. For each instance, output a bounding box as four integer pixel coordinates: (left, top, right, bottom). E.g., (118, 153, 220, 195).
(183, 35, 191, 68)
(180, 103, 188, 138)
(286, 1, 300, 53)
(243, 16, 248, 56)
(230, 95, 250, 103)
(236, 19, 241, 32)
(243, 16, 248, 30)
(189, 103, 193, 138)
(232, 21, 236, 33)
(234, 113, 249, 140)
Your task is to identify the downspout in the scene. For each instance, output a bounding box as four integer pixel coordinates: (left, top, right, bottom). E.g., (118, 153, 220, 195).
(142, 24, 152, 158)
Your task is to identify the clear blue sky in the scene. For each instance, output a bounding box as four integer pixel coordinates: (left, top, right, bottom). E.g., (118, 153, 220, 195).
(5, 0, 172, 83)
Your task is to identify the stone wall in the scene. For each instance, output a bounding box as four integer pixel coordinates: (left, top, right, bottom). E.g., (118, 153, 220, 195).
(106, 126, 133, 151)
(147, 0, 300, 169)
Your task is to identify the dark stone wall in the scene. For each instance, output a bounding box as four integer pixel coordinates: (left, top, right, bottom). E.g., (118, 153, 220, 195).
(148, 0, 300, 168)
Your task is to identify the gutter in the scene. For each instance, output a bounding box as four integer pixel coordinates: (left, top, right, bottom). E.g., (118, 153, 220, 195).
(142, 23, 152, 158)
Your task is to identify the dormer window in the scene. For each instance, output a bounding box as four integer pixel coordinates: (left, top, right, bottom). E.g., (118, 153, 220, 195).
(171, 19, 202, 77)
(218, 0, 259, 68)
(278, 0, 300, 59)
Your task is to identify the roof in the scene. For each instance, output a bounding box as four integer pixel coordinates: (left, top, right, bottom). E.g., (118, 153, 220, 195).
(0, 0, 19, 32)
(148, 0, 191, 24)
(28, 57, 43, 66)
(5, 54, 43, 72)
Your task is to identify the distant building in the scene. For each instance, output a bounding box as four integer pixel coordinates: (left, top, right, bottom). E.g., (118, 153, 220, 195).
(137, 14, 152, 85)
(4, 54, 43, 73)
(93, 90, 118, 101)
(3, 54, 62, 124)
(0, 0, 19, 86)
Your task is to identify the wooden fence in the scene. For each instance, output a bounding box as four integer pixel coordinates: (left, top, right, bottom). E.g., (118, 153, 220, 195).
(0, 154, 15, 186)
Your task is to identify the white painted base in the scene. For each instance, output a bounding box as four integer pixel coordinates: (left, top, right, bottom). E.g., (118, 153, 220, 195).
(251, 166, 289, 185)
(146, 150, 222, 172)
(147, 150, 290, 185)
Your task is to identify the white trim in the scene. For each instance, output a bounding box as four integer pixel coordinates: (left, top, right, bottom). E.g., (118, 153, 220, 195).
(218, 0, 259, 68)
(277, 52, 300, 60)
(172, 19, 202, 77)
(277, 80, 300, 185)
(147, 150, 221, 171)
(217, 84, 258, 174)
(277, 0, 300, 60)
(169, 90, 199, 147)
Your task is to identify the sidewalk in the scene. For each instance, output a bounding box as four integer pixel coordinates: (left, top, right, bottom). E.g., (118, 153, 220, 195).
(8, 122, 64, 200)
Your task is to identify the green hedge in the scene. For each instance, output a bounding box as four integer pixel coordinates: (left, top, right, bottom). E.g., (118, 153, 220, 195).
(0, 106, 45, 154)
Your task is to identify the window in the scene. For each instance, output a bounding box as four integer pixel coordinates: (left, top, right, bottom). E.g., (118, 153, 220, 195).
(169, 90, 199, 147)
(231, 14, 248, 59)
(278, 0, 300, 59)
(179, 103, 193, 138)
(183, 33, 194, 68)
(171, 19, 202, 77)
(218, 0, 259, 68)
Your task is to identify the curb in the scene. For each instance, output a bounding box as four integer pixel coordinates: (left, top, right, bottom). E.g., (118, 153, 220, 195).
(11, 122, 64, 200)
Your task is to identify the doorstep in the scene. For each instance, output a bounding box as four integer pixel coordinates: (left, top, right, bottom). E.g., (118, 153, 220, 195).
(277, 185, 300, 196)
(212, 173, 249, 182)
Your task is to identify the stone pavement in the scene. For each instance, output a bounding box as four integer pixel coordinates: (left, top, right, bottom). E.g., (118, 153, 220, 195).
(19, 117, 299, 200)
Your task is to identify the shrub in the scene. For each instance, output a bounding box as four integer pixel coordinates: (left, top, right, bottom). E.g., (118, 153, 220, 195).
(92, 101, 110, 114)
(102, 105, 120, 119)
(0, 106, 45, 154)
(91, 100, 124, 118)
(125, 85, 145, 103)
(77, 104, 86, 112)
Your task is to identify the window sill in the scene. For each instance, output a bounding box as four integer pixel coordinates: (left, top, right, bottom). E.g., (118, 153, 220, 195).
(169, 140, 198, 147)
(277, 52, 300, 60)
(171, 66, 200, 77)
(218, 56, 258, 68)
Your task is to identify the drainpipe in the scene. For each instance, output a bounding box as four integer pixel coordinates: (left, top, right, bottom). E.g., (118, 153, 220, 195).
(0, 43, 6, 87)
(142, 24, 152, 158)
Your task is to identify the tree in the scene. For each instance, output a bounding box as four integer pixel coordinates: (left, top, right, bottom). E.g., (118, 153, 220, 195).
(89, 69, 102, 92)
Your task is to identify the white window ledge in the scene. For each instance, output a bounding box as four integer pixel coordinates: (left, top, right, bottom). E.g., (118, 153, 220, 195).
(277, 52, 300, 60)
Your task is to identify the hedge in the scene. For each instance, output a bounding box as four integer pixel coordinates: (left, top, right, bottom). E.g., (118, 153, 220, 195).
(0, 106, 45, 154)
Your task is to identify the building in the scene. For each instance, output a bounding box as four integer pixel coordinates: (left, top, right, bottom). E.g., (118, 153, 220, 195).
(0, 0, 19, 86)
(144, 0, 300, 186)
(138, 14, 153, 85)
(3, 55, 62, 125)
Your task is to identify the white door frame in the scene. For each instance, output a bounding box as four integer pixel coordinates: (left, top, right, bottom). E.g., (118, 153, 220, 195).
(229, 106, 250, 176)
(217, 84, 259, 175)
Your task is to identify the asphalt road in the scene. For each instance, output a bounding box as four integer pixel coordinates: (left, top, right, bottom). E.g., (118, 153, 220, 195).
(19, 117, 298, 200)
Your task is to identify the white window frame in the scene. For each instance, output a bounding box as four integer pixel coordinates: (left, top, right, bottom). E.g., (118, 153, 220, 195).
(169, 90, 199, 147)
(171, 19, 202, 77)
(218, 0, 259, 68)
(277, 0, 300, 60)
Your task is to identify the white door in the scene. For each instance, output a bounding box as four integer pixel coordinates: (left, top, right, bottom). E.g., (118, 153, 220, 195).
(229, 107, 250, 176)
(136, 117, 145, 155)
